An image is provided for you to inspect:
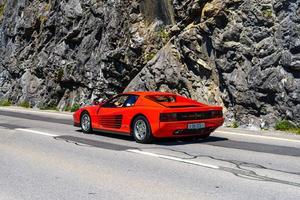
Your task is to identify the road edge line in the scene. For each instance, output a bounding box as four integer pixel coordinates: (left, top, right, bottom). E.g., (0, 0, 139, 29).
(15, 128, 59, 137)
(0, 107, 72, 117)
(215, 130, 300, 143)
(127, 149, 219, 169)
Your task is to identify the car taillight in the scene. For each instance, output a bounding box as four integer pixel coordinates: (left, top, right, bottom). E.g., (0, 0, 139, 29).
(160, 113, 178, 122)
(211, 110, 223, 118)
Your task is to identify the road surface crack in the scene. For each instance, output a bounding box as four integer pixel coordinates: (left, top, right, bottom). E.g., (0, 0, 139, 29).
(140, 147, 300, 187)
(54, 136, 93, 147)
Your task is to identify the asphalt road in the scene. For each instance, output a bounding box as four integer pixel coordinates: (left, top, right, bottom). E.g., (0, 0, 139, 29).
(1, 107, 300, 200)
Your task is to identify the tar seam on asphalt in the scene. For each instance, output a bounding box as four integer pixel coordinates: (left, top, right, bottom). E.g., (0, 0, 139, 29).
(0, 123, 28, 130)
(51, 130, 300, 187)
(0, 110, 72, 125)
(205, 140, 300, 157)
(54, 135, 134, 151)
(138, 147, 300, 188)
(155, 136, 300, 157)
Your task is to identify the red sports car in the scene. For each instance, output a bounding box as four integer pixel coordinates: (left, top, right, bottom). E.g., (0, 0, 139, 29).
(73, 91, 224, 143)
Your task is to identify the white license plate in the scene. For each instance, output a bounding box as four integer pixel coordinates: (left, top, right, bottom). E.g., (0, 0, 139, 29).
(188, 123, 205, 130)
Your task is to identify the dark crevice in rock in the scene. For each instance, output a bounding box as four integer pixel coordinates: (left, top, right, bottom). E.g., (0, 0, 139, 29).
(140, 0, 175, 25)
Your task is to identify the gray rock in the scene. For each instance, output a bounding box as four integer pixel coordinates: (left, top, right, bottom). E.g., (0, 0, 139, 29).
(0, 0, 300, 127)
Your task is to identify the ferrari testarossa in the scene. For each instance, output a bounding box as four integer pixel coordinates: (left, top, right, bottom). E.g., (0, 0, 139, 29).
(73, 91, 224, 143)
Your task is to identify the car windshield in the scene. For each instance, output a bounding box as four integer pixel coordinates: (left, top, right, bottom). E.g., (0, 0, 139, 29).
(147, 95, 176, 103)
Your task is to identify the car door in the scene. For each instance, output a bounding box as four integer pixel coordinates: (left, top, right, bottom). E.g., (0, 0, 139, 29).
(97, 95, 138, 134)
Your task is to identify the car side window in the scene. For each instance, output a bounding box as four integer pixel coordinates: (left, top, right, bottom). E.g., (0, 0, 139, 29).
(123, 95, 139, 107)
(103, 95, 128, 108)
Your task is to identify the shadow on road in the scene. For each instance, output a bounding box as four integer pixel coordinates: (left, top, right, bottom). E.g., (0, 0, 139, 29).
(155, 136, 229, 146)
(75, 129, 229, 145)
(75, 129, 135, 141)
(73, 129, 300, 156)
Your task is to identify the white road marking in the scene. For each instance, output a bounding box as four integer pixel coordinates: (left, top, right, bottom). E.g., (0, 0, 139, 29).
(15, 128, 58, 137)
(215, 130, 300, 143)
(127, 149, 219, 169)
(0, 107, 72, 117)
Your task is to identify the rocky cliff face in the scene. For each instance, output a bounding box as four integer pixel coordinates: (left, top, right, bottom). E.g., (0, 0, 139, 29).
(0, 0, 299, 128)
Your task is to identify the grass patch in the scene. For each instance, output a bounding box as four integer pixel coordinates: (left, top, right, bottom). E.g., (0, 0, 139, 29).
(0, 3, 5, 18)
(0, 99, 12, 106)
(39, 15, 48, 25)
(231, 121, 239, 128)
(144, 51, 156, 62)
(262, 8, 273, 18)
(57, 68, 64, 82)
(63, 105, 71, 112)
(63, 103, 80, 112)
(40, 106, 58, 111)
(19, 101, 30, 108)
(70, 104, 80, 112)
(43, 3, 51, 12)
(156, 27, 170, 44)
(275, 120, 300, 135)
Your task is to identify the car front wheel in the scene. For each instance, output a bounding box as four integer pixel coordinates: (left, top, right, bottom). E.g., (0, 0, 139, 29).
(132, 116, 153, 144)
(80, 112, 92, 134)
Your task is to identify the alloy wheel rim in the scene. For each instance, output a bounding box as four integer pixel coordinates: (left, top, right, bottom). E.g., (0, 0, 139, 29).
(134, 120, 147, 140)
(81, 114, 90, 131)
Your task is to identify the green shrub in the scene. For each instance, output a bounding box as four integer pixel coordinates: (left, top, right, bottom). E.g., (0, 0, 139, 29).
(44, 3, 51, 12)
(275, 120, 296, 131)
(19, 101, 30, 108)
(39, 15, 48, 25)
(262, 8, 273, 18)
(64, 105, 71, 112)
(0, 99, 12, 106)
(144, 51, 156, 62)
(70, 104, 80, 112)
(275, 120, 300, 135)
(41, 106, 58, 111)
(226, 120, 239, 128)
(156, 27, 170, 44)
(57, 68, 64, 82)
(231, 121, 239, 128)
(0, 3, 5, 18)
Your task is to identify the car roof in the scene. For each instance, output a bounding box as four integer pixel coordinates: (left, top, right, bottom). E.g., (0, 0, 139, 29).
(122, 91, 176, 97)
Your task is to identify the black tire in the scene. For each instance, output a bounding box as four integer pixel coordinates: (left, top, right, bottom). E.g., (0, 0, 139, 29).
(132, 116, 153, 144)
(80, 111, 93, 134)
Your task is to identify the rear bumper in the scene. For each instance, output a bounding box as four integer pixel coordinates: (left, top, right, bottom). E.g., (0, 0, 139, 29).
(154, 117, 224, 138)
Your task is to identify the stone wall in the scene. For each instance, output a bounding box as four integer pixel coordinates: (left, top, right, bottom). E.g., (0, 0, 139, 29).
(0, 0, 299, 128)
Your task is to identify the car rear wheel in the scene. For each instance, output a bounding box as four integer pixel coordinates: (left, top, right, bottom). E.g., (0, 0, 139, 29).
(80, 112, 92, 134)
(132, 116, 153, 144)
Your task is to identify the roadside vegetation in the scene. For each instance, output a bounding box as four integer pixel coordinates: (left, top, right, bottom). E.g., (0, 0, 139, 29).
(19, 101, 30, 108)
(0, 2, 5, 18)
(64, 103, 80, 112)
(63, 105, 71, 112)
(228, 120, 239, 128)
(40, 105, 58, 111)
(275, 120, 300, 135)
(156, 27, 170, 44)
(70, 104, 80, 112)
(0, 99, 12, 106)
